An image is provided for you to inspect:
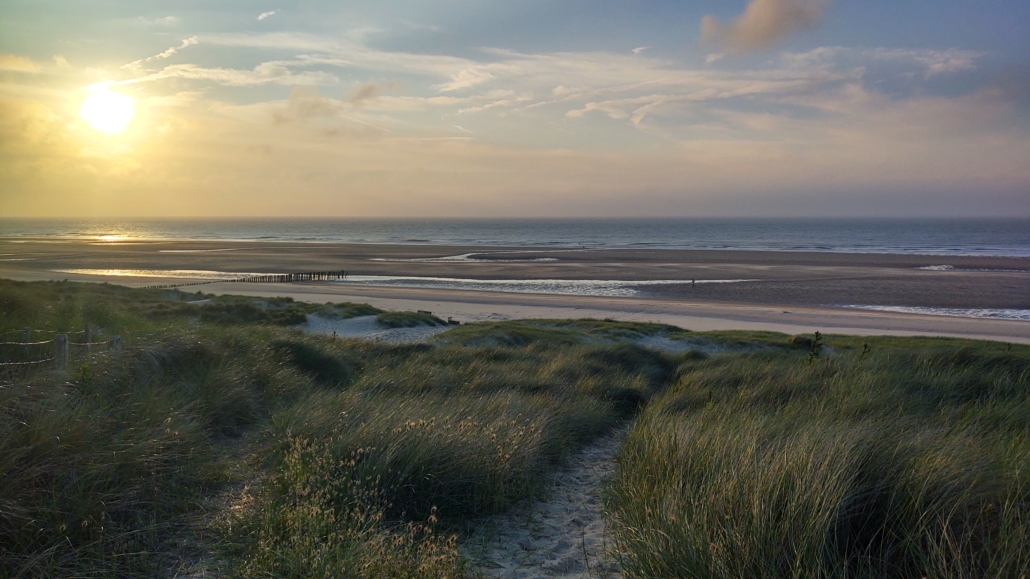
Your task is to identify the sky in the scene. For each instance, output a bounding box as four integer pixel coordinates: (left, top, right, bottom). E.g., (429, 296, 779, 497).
(1, 0, 1029, 218)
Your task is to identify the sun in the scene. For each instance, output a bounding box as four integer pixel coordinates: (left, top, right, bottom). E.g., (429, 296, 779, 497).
(80, 88, 136, 134)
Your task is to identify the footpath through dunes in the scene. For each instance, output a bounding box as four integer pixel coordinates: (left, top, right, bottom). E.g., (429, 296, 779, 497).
(462, 428, 626, 579)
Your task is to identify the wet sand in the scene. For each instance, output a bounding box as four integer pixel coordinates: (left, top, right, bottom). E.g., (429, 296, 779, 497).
(2, 238, 1028, 343)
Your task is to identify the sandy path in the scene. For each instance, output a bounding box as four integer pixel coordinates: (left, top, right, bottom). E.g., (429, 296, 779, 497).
(301, 314, 451, 344)
(462, 428, 626, 579)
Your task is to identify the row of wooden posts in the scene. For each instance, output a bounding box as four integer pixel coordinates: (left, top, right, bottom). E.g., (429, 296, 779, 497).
(229, 270, 350, 284)
(141, 270, 349, 291)
(0, 324, 121, 370)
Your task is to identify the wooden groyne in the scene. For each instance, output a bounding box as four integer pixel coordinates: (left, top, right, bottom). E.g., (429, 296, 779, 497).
(141, 270, 348, 290)
(230, 270, 349, 284)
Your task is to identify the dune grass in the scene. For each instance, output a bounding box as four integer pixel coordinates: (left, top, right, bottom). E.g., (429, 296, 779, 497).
(376, 310, 447, 328)
(0, 279, 675, 577)
(3, 277, 1029, 578)
(433, 318, 693, 348)
(607, 338, 1030, 578)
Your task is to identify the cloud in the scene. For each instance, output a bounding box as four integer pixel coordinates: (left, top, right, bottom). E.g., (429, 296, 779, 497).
(53, 55, 70, 68)
(138, 16, 180, 27)
(457, 92, 532, 114)
(100, 60, 336, 90)
(257, 10, 278, 21)
(701, 0, 829, 53)
(0, 54, 40, 73)
(123, 37, 198, 70)
(273, 86, 343, 124)
(632, 47, 650, 55)
(434, 68, 497, 92)
(403, 21, 442, 32)
(349, 81, 403, 106)
(154, 37, 199, 60)
(350, 83, 381, 103)
(780, 46, 984, 77)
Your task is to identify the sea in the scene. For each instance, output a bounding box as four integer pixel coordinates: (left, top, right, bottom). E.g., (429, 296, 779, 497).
(3, 218, 1029, 321)
(2, 218, 1030, 257)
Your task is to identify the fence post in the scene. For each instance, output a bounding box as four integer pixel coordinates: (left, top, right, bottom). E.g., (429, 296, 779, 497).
(21, 328, 30, 343)
(109, 336, 122, 353)
(85, 324, 92, 343)
(55, 334, 68, 369)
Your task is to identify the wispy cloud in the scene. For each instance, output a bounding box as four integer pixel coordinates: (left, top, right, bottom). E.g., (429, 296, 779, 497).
(0, 54, 40, 73)
(123, 37, 198, 70)
(701, 0, 829, 53)
(100, 61, 336, 90)
(780, 46, 984, 77)
(257, 10, 278, 21)
(138, 16, 180, 27)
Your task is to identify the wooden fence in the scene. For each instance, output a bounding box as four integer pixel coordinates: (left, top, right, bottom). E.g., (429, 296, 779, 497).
(0, 324, 121, 372)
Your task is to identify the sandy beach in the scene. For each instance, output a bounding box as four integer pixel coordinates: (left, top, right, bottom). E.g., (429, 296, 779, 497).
(2, 237, 1028, 343)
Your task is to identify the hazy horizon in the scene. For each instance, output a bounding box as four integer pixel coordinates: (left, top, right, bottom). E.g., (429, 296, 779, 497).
(2, 0, 1029, 218)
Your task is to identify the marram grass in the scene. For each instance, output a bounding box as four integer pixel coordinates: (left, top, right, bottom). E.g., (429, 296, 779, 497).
(607, 344, 1030, 579)
(2, 278, 1028, 578)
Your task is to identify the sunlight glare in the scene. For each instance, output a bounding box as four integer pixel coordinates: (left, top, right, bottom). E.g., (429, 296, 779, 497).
(80, 89, 136, 134)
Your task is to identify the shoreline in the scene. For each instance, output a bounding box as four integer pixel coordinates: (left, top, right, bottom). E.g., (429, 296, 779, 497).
(2, 238, 1028, 344)
(4, 235, 1030, 261)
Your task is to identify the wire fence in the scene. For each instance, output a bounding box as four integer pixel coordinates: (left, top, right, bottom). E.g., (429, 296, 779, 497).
(0, 357, 57, 367)
(0, 340, 55, 346)
(0, 324, 121, 372)
(1, 328, 86, 336)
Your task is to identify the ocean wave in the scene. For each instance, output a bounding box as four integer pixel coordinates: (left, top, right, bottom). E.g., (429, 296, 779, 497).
(918, 265, 955, 271)
(843, 305, 1030, 321)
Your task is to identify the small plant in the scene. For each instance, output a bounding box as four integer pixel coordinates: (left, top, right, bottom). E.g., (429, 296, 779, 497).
(807, 331, 823, 363)
(75, 362, 93, 386)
